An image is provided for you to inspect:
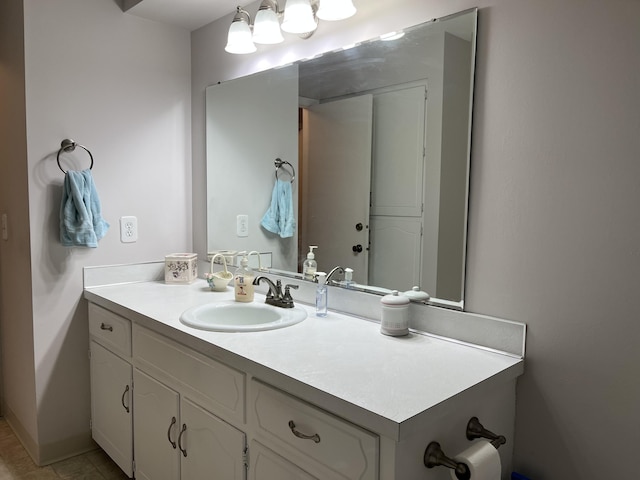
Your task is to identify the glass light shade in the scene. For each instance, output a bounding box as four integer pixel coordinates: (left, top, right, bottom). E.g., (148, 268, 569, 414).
(253, 8, 284, 44)
(316, 0, 356, 21)
(281, 0, 318, 34)
(225, 20, 257, 54)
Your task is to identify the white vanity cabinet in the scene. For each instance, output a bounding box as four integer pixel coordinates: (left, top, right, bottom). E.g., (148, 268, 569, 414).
(133, 368, 246, 480)
(86, 285, 523, 480)
(132, 324, 247, 480)
(89, 304, 248, 479)
(250, 380, 378, 480)
(88, 304, 134, 478)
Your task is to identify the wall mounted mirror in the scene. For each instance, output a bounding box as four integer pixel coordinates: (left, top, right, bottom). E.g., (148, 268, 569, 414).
(206, 8, 477, 309)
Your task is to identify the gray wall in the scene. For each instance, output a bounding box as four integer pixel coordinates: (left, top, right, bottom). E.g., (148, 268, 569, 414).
(0, 0, 192, 464)
(192, 0, 640, 478)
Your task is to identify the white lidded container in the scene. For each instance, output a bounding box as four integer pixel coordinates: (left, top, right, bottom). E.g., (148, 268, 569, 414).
(380, 290, 410, 336)
(165, 253, 198, 284)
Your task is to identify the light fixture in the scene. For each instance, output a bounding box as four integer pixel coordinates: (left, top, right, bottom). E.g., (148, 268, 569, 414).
(253, 0, 284, 45)
(281, 0, 318, 35)
(380, 31, 405, 42)
(316, 0, 356, 21)
(225, 1, 358, 55)
(225, 7, 257, 54)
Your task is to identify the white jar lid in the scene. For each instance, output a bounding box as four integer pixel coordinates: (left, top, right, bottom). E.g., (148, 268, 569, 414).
(381, 290, 410, 306)
(403, 286, 430, 302)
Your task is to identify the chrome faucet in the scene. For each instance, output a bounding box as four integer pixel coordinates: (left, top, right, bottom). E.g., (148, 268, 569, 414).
(325, 266, 344, 285)
(253, 276, 299, 308)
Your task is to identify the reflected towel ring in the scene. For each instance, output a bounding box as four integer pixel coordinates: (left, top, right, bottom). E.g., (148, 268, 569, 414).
(56, 139, 94, 174)
(274, 158, 295, 183)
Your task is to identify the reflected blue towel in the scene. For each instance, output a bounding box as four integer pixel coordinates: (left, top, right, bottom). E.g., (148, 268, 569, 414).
(261, 179, 295, 238)
(60, 169, 109, 247)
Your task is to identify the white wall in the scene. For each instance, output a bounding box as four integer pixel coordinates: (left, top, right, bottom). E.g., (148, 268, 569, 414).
(1, 0, 192, 464)
(192, 0, 640, 478)
(0, 0, 37, 448)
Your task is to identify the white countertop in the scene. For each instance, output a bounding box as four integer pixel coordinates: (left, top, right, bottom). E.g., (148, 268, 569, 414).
(84, 279, 523, 441)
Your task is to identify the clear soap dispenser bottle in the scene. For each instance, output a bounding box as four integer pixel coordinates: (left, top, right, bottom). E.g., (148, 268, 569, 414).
(234, 252, 255, 303)
(303, 246, 318, 280)
(315, 272, 327, 317)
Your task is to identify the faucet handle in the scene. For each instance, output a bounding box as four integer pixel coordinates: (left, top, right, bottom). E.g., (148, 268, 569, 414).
(282, 284, 299, 308)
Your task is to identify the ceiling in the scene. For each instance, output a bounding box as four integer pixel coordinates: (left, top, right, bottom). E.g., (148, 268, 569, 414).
(123, 0, 244, 31)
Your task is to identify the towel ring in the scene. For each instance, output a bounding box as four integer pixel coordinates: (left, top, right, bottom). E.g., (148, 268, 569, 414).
(56, 139, 94, 174)
(274, 158, 295, 183)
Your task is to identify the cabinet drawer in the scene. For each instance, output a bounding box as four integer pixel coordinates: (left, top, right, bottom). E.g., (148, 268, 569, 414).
(249, 440, 318, 480)
(133, 325, 245, 424)
(250, 380, 378, 480)
(89, 304, 132, 358)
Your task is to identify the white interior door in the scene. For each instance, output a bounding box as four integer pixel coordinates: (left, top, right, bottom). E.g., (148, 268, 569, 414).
(302, 95, 373, 283)
(371, 85, 426, 216)
(369, 84, 429, 292)
(368, 217, 422, 291)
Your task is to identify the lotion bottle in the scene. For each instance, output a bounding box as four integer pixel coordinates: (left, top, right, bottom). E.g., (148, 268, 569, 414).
(315, 272, 327, 317)
(234, 252, 255, 302)
(303, 246, 318, 280)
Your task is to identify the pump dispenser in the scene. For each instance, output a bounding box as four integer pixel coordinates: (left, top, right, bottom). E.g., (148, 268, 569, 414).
(303, 246, 318, 280)
(342, 267, 355, 288)
(234, 252, 255, 302)
(315, 272, 327, 317)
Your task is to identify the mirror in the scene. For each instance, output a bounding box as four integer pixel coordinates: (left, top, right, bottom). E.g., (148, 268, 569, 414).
(206, 8, 477, 309)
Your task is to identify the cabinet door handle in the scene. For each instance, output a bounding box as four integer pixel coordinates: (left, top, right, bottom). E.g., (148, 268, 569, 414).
(178, 424, 187, 457)
(121, 385, 130, 413)
(288, 420, 321, 444)
(100, 323, 113, 332)
(167, 416, 177, 449)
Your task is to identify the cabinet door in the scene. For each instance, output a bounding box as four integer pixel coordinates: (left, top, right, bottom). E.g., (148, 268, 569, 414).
(133, 369, 180, 480)
(180, 398, 246, 480)
(90, 341, 133, 478)
(250, 441, 317, 480)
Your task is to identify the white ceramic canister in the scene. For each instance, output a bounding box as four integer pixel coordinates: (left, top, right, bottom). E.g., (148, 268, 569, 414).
(380, 290, 410, 336)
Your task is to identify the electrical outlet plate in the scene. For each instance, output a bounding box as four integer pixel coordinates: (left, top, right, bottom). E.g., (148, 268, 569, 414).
(120, 216, 138, 243)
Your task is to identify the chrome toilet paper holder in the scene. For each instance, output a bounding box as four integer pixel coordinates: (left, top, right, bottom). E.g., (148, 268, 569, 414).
(424, 417, 506, 479)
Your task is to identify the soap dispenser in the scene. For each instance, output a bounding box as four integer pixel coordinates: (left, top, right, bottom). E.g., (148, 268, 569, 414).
(303, 246, 318, 280)
(234, 252, 255, 303)
(342, 267, 355, 288)
(315, 272, 327, 317)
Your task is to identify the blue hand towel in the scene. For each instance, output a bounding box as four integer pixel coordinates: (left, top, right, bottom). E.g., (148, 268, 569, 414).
(261, 179, 295, 238)
(60, 169, 109, 247)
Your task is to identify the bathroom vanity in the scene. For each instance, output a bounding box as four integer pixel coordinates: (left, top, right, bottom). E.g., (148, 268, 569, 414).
(84, 265, 524, 480)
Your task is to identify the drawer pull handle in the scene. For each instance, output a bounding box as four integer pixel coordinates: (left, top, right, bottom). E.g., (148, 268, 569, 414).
(121, 385, 130, 413)
(167, 416, 177, 449)
(100, 323, 113, 332)
(288, 420, 321, 444)
(178, 424, 187, 457)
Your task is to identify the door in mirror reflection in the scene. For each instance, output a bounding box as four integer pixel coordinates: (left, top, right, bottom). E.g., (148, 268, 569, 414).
(301, 95, 373, 284)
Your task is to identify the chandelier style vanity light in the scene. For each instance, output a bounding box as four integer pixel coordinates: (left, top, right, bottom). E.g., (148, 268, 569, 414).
(225, 0, 357, 54)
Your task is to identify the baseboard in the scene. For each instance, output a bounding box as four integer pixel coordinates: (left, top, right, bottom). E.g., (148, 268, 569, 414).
(3, 404, 97, 466)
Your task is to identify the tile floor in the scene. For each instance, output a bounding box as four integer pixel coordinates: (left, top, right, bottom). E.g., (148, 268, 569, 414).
(0, 418, 129, 479)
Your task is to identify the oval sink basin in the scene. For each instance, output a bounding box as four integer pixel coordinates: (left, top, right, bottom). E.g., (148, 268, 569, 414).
(180, 301, 307, 332)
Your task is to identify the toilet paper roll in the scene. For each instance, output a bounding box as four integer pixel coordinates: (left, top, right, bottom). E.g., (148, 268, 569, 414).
(450, 440, 501, 480)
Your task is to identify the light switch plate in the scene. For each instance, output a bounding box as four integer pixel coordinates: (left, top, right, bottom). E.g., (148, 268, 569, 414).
(237, 215, 248, 237)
